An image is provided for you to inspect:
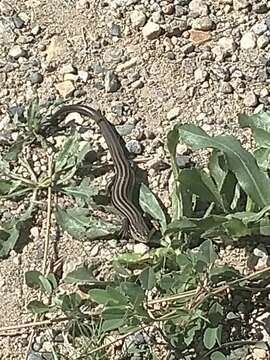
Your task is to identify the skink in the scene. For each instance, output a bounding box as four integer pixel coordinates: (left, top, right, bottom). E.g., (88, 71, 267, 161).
(48, 104, 150, 243)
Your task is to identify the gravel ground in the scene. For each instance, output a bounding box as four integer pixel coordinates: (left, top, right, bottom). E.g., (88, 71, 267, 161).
(1, 0, 270, 359)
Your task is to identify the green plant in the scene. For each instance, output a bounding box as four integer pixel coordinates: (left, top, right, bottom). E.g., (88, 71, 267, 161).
(2, 100, 270, 359)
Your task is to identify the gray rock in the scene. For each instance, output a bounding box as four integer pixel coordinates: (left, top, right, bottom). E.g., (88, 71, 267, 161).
(29, 72, 43, 84)
(192, 16, 214, 31)
(265, 16, 270, 31)
(220, 81, 233, 94)
(8, 45, 27, 59)
(115, 124, 134, 136)
(142, 21, 161, 40)
(27, 352, 43, 360)
(240, 32, 257, 49)
(12, 15, 25, 29)
(252, 22, 267, 35)
(110, 23, 121, 37)
(233, 0, 250, 11)
(243, 91, 258, 107)
(176, 155, 192, 168)
(104, 70, 121, 92)
(126, 140, 142, 154)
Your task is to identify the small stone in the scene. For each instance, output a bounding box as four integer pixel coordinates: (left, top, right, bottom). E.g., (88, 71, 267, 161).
(130, 78, 144, 89)
(29, 72, 43, 84)
(110, 23, 121, 37)
(220, 81, 233, 94)
(63, 73, 79, 82)
(194, 68, 208, 82)
(252, 22, 267, 35)
(257, 35, 269, 49)
(133, 243, 149, 254)
(130, 10, 146, 28)
(60, 63, 77, 74)
(189, 0, 209, 16)
(192, 16, 214, 31)
(243, 91, 258, 107)
(32, 342, 42, 352)
(13, 254, 21, 265)
(31, 25, 40, 35)
(76, 0, 90, 8)
(46, 35, 67, 62)
(30, 226, 39, 239)
(176, 155, 192, 168)
(12, 15, 25, 29)
(55, 80, 75, 97)
(253, 2, 268, 14)
(162, 3, 175, 15)
(189, 30, 211, 44)
(218, 36, 237, 52)
(78, 70, 89, 82)
(126, 140, 142, 154)
(116, 57, 137, 72)
(104, 70, 121, 92)
(0, 278, 5, 287)
(142, 21, 161, 40)
(167, 107, 181, 120)
(27, 351, 44, 360)
(8, 45, 27, 59)
(233, 0, 250, 11)
(240, 32, 257, 49)
(115, 124, 134, 136)
(181, 43, 195, 54)
(265, 16, 270, 31)
(252, 347, 268, 359)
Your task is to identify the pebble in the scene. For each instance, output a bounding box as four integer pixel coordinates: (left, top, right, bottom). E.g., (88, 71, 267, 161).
(167, 107, 181, 120)
(116, 57, 137, 72)
(253, 2, 268, 14)
(189, 30, 211, 44)
(78, 70, 89, 82)
(29, 72, 43, 84)
(243, 91, 258, 107)
(194, 68, 208, 82)
(220, 81, 233, 94)
(252, 22, 267, 35)
(115, 124, 134, 136)
(192, 17, 214, 31)
(12, 15, 25, 29)
(8, 45, 27, 59)
(31, 24, 40, 35)
(176, 155, 192, 168)
(109, 23, 121, 37)
(142, 21, 161, 40)
(257, 35, 269, 49)
(218, 36, 236, 53)
(133, 243, 149, 254)
(54, 80, 76, 97)
(130, 10, 146, 28)
(130, 78, 144, 89)
(233, 0, 250, 11)
(104, 70, 121, 92)
(189, 0, 209, 16)
(46, 35, 67, 62)
(265, 16, 270, 31)
(240, 31, 257, 49)
(126, 140, 142, 154)
(60, 63, 77, 74)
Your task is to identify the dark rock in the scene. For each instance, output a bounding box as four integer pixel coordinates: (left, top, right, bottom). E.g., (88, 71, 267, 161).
(110, 23, 121, 37)
(104, 70, 121, 92)
(12, 15, 25, 29)
(29, 72, 43, 84)
(176, 155, 192, 168)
